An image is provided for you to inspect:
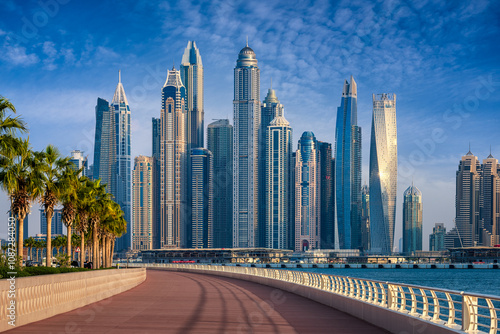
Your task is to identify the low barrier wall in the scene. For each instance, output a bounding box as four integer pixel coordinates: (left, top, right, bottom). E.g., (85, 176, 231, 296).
(136, 264, 493, 334)
(0, 268, 146, 332)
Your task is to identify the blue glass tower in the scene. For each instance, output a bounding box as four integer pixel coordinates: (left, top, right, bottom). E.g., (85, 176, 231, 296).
(334, 76, 362, 250)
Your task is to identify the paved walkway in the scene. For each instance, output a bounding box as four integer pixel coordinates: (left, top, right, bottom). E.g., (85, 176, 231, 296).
(7, 270, 389, 333)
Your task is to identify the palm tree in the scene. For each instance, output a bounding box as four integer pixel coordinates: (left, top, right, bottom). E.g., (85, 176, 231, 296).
(35, 144, 70, 267)
(75, 177, 94, 268)
(71, 233, 81, 262)
(0, 138, 41, 265)
(24, 237, 36, 261)
(60, 167, 80, 262)
(101, 201, 126, 267)
(0, 96, 27, 162)
(87, 180, 109, 268)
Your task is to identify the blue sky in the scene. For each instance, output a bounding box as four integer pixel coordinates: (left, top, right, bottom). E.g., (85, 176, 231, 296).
(0, 0, 499, 250)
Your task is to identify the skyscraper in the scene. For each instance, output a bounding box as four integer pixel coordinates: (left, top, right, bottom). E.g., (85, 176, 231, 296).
(318, 141, 335, 249)
(93, 97, 115, 194)
(370, 93, 397, 254)
(480, 153, 500, 246)
(40, 209, 63, 235)
(266, 113, 292, 249)
(335, 76, 362, 249)
(111, 71, 132, 251)
(233, 44, 260, 248)
(69, 150, 88, 177)
(160, 66, 187, 248)
(455, 150, 481, 247)
(180, 41, 204, 150)
(132, 156, 154, 251)
(295, 132, 320, 251)
(429, 223, 446, 251)
(361, 185, 370, 251)
(402, 184, 423, 254)
(260, 86, 284, 246)
(190, 148, 213, 248)
(207, 119, 233, 248)
(152, 118, 161, 249)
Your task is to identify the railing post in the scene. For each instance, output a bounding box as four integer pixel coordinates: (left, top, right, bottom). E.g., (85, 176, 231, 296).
(462, 292, 478, 331)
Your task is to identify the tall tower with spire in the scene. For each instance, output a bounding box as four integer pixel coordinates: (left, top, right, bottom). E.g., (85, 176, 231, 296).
(233, 43, 260, 248)
(160, 66, 187, 248)
(112, 70, 132, 251)
(335, 76, 362, 250)
(180, 41, 204, 150)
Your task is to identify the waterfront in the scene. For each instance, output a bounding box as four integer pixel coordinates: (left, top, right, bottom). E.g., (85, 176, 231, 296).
(292, 268, 500, 296)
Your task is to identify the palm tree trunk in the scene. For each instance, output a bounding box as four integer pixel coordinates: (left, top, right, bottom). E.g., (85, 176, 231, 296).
(17, 217, 24, 266)
(111, 238, 115, 266)
(46, 211, 53, 267)
(67, 225, 72, 261)
(92, 223, 98, 269)
(99, 235, 104, 268)
(79, 231, 85, 268)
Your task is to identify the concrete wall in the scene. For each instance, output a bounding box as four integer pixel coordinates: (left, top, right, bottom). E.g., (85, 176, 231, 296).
(153, 267, 462, 334)
(0, 268, 145, 331)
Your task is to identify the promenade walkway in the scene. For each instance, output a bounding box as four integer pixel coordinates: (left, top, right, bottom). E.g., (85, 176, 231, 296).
(6, 269, 389, 333)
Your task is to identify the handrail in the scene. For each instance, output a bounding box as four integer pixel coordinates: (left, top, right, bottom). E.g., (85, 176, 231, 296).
(131, 263, 500, 333)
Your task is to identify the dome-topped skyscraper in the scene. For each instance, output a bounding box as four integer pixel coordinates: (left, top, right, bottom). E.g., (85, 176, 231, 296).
(237, 45, 258, 68)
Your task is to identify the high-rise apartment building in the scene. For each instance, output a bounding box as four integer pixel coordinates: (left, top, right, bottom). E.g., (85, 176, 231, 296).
(152, 118, 161, 249)
(370, 93, 397, 254)
(260, 87, 284, 247)
(361, 185, 370, 251)
(190, 148, 213, 248)
(455, 150, 481, 247)
(335, 76, 362, 249)
(132, 156, 154, 251)
(40, 209, 63, 235)
(207, 119, 233, 248)
(295, 132, 320, 251)
(429, 223, 446, 251)
(69, 150, 88, 177)
(402, 184, 423, 254)
(233, 44, 260, 248)
(318, 141, 335, 249)
(112, 71, 132, 251)
(93, 72, 131, 251)
(160, 66, 187, 248)
(266, 113, 292, 249)
(480, 153, 500, 246)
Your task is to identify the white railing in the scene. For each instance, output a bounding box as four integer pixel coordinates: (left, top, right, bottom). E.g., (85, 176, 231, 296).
(133, 263, 500, 333)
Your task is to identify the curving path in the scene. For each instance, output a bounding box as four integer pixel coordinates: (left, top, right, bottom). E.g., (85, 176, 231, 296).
(6, 269, 389, 333)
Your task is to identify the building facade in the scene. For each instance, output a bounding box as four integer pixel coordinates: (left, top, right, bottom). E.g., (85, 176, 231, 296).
(335, 76, 362, 250)
(93, 97, 115, 194)
(233, 44, 260, 248)
(266, 114, 292, 249)
(402, 184, 423, 254)
(69, 150, 88, 177)
(207, 119, 233, 248)
(152, 117, 161, 249)
(369, 93, 397, 254)
(40, 209, 63, 235)
(190, 148, 213, 248)
(480, 153, 500, 246)
(318, 141, 335, 249)
(429, 223, 446, 251)
(160, 66, 187, 248)
(295, 132, 320, 251)
(361, 185, 370, 251)
(132, 156, 154, 251)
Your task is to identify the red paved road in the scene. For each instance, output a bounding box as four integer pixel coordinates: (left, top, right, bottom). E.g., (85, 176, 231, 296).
(7, 269, 389, 333)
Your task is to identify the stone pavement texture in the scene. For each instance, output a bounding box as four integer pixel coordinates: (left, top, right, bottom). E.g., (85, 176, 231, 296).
(6, 269, 389, 333)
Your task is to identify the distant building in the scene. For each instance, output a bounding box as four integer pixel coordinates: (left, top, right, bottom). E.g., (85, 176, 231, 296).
(402, 184, 423, 254)
(335, 76, 362, 250)
(9, 211, 29, 241)
(132, 156, 154, 251)
(69, 150, 88, 177)
(207, 119, 233, 248)
(152, 117, 161, 249)
(429, 223, 446, 251)
(361, 185, 370, 251)
(480, 153, 500, 246)
(190, 148, 213, 248)
(295, 132, 320, 251)
(318, 141, 335, 250)
(444, 226, 463, 249)
(40, 209, 63, 235)
(370, 93, 397, 254)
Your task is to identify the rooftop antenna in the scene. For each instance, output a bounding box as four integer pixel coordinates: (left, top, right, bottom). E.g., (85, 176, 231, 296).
(246, 35, 248, 47)
(270, 77, 273, 89)
(119, 69, 121, 83)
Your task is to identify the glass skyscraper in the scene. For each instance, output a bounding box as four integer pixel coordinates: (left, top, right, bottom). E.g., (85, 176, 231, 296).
(370, 93, 397, 254)
(112, 71, 131, 251)
(152, 117, 161, 249)
(361, 185, 370, 251)
(294, 132, 320, 251)
(132, 156, 154, 251)
(207, 119, 233, 248)
(233, 44, 260, 248)
(318, 141, 335, 249)
(190, 148, 213, 248)
(93, 97, 115, 195)
(402, 184, 423, 254)
(160, 66, 187, 248)
(334, 76, 362, 249)
(266, 112, 292, 250)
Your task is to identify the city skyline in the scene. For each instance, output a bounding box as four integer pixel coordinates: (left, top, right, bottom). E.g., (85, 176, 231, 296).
(1, 1, 499, 250)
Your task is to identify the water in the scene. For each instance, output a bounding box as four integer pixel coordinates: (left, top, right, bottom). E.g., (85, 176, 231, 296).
(291, 268, 500, 296)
